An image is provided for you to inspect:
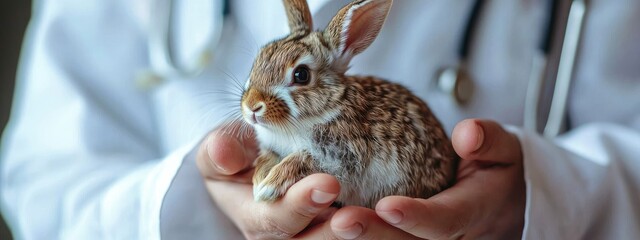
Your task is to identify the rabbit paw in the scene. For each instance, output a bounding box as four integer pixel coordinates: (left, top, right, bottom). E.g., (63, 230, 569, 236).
(253, 173, 296, 202)
(253, 152, 314, 202)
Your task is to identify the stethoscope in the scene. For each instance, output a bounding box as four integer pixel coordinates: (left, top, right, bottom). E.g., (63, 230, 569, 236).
(436, 0, 588, 137)
(138, 0, 228, 88)
(147, 0, 588, 137)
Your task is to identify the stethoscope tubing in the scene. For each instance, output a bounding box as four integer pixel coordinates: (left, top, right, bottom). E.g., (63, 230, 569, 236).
(148, 0, 226, 80)
(524, 0, 560, 132)
(443, 0, 587, 137)
(435, 0, 486, 105)
(149, 0, 587, 137)
(543, 0, 587, 137)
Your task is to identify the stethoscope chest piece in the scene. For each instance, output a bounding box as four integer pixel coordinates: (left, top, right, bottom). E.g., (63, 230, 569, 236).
(434, 0, 484, 106)
(437, 66, 474, 105)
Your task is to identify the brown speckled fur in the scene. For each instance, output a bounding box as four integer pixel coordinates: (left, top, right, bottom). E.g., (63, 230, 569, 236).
(242, 0, 458, 208)
(311, 76, 457, 207)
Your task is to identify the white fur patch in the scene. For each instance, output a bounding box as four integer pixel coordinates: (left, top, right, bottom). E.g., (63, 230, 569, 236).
(255, 108, 340, 157)
(241, 103, 251, 122)
(295, 54, 317, 69)
(362, 147, 401, 195)
(253, 183, 276, 202)
(274, 86, 299, 117)
(254, 169, 297, 202)
(339, 4, 356, 55)
(298, 108, 341, 129)
(244, 77, 251, 90)
(336, 145, 402, 207)
(255, 124, 311, 157)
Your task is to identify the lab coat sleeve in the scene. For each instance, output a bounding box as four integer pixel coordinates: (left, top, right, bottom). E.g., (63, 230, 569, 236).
(0, 1, 237, 239)
(515, 123, 640, 239)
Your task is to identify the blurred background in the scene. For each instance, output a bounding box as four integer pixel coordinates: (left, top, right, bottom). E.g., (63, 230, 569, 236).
(1, 1, 31, 239)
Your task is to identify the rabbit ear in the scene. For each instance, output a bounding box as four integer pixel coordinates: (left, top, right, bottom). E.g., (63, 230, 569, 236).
(324, 0, 392, 60)
(283, 0, 314, 36)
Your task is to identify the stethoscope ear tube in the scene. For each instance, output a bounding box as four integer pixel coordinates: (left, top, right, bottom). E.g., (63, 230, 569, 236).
(142, 0, 226, 89)
(542, 0, 587, 138)
(524, 0, 560, 132)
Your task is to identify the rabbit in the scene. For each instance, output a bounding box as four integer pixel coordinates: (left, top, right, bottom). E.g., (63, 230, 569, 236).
(240, 0, 458, 209)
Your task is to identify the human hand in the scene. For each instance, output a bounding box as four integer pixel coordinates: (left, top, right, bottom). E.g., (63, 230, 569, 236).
(304, 119, 526, 239)
(195, 125, 341, 239)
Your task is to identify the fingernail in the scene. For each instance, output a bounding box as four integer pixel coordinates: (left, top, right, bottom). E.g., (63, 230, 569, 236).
(334, 223, 363, 239)
(212, 161, 228, 174)
(378, 210, 404, 224)
(206, 143, 229, 174)
(311, 189, 337, 204)
(474, 122, 484, 151)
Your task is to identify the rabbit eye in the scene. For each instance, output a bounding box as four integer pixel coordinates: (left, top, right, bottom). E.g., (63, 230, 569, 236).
(292, 65, 310, 85)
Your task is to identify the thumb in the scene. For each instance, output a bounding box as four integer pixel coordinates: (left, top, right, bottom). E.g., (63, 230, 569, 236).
(196, 124, 258, 181)
(451, 119, 522, 163)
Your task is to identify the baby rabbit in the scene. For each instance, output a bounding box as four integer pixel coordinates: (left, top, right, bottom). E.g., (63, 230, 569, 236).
(241, 0, 458, 208)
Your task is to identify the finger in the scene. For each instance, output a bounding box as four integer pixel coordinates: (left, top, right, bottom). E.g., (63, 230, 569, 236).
(264, 174, 340, 238)
(196, 129, 256, 180)
(204, 179, 254, 236)
(375, 194, 474, 239)
(375, 162, 517, 240)
(331, 207, 421, 240)
(295, 206, 421, 240)
(206, 174, 340, 239)
(452, 119, 522, 163)
(307, 207, 338, 229)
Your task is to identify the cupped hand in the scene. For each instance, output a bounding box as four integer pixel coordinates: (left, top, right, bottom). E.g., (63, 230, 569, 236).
(195, 125, 341, 239)
(309, 119, 526, 239)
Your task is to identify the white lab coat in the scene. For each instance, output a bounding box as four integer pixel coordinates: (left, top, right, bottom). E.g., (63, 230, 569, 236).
(1, 0, 639, 239)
